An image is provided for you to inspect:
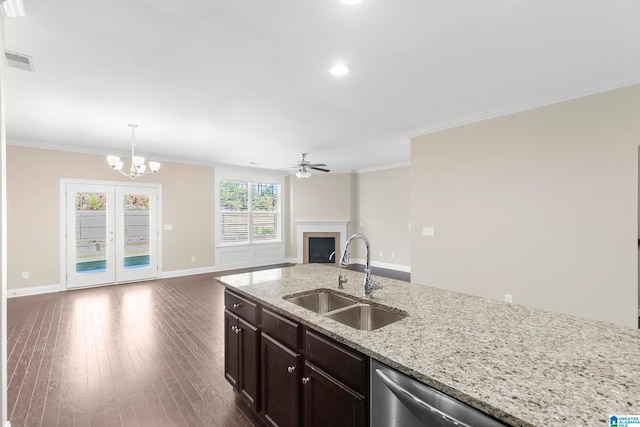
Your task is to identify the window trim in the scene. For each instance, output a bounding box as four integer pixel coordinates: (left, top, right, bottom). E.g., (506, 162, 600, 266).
(214, 168, 285, 247)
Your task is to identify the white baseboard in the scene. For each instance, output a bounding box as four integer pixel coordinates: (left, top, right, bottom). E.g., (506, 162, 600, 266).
(7, 284, 61, 298)
(161, 266, 218, 279)
(6, 421, 12, 427)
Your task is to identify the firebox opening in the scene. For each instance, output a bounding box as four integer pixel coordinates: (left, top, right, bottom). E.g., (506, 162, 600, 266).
(308, 237, 336, 263)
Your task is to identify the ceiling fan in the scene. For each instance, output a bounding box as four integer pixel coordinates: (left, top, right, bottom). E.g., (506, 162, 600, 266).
(291, 153, 330, 178)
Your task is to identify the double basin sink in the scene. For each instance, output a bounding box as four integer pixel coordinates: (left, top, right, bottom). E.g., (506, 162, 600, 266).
(284, 289, 407, 331)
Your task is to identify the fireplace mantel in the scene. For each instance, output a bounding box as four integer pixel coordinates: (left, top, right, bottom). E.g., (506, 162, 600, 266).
(295, 220, 349, 264)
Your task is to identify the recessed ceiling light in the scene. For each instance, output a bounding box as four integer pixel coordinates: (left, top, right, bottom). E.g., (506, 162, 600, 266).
(341, 0, 363, 5)
(329, 64, 349, 76)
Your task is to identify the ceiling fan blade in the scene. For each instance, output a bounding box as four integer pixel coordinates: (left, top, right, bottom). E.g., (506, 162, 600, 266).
(310, 166, 330, 172)
(308, 163, 327, 167)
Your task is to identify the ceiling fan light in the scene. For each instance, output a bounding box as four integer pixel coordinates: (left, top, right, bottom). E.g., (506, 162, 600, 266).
(296, 168, 311, 178)
(149, 161, 161, 172)
(115, 160, 124, 171)
(137, 164, 147, 174)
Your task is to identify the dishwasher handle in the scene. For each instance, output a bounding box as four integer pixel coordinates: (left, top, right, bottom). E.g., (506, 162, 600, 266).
(375, 369, 473, 427)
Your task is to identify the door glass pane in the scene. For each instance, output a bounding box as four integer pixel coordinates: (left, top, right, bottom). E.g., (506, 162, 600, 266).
(123, 194, 150, 270)
(75, 192, 107, 274)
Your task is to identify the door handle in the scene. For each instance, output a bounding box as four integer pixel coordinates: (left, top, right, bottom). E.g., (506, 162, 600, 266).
(375, 369, 473, 427)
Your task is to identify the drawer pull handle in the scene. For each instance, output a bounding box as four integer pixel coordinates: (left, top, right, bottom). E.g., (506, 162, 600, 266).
(301, 377, 310, 385)
(233, 303, 242, 308)
(287, 366, 295, 374)
(234, 327, 242, 334)
(230, 325, 237, 332)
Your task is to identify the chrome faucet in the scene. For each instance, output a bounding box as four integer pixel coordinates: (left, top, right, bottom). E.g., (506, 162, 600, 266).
(339, 234, 382, 298)
(329, 251, 347, 289)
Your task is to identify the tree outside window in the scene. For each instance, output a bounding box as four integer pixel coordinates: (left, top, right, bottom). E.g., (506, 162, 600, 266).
(220, 180, 280, 244)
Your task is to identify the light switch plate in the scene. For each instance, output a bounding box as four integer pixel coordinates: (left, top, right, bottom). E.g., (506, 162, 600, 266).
(423, 227, 435, 236)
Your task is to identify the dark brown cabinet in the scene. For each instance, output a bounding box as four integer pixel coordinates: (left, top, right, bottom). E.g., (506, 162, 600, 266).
(224, 292, 260, 412)
(224, 290, 369, 427)
(303, 330, 368, 427)
(302, 362, 366, 427)
(261, 333, 301, 427)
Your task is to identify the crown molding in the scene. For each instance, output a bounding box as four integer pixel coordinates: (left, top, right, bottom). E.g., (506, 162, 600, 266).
(355, 161, 411, 174)
(407, 73, 640, 139)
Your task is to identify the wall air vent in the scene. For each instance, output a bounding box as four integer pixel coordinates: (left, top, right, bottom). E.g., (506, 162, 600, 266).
(4, 50, 34, 72)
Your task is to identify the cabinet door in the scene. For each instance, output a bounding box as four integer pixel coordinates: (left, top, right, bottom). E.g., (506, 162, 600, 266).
(224, 310, 240, 389)
(261, 333, 301, 427)
(302, 362, 366, 427)
(238, 316, 260, 411)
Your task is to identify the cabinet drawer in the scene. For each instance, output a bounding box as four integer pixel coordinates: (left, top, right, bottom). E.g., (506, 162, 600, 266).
(225, 290, 259, 325)
(262, 308, 301, 350)
(305, 330, 367, 393)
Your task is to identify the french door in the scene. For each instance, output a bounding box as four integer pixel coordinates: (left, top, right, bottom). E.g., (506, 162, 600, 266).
(65, 182, 160, 289)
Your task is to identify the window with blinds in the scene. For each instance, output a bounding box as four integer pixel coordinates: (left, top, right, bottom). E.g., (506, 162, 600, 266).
(220, 179, 280, 244)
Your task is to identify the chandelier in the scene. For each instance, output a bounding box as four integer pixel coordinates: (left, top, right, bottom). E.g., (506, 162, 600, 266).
(107, 124, 160, 179)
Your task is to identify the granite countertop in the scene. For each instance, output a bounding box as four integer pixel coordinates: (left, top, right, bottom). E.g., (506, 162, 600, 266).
(217, 263, 640, 426)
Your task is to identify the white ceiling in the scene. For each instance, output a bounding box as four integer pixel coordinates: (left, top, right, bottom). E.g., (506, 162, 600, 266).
(4, 0, 640, 173)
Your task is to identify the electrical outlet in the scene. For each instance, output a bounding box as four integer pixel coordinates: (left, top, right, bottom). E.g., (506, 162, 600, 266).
(22, 271, 29, 279)
(191, 256, 196, 263)
(504, 294, 513, 303)
(391, 252, 395, 259)
(379, 251, 383, 257)
(423, 227, 435, 236)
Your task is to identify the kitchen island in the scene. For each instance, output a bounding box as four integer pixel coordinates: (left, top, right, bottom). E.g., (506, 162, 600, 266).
(217, 263, 640, 426)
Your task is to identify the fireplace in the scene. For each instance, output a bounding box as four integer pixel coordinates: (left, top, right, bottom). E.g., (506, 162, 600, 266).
(308, 237, 336, 263)
(296, 220, 349, 264)
(303, 231, 340, 264)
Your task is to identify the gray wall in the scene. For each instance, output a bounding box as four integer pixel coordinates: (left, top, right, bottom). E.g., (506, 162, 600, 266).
(285, 169, 411, 270)
(6, 145, 215, 290)
(286, 173, 354, 259)
(352, 166, 411, 268)
(410, 85, 640, 328)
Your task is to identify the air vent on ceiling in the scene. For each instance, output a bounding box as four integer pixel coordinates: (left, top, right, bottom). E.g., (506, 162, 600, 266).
(4, 50, 35, 72)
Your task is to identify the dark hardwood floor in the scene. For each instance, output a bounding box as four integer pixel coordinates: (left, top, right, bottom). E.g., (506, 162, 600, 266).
(7, 262, 407, 427)
(7, 272, 260, 427)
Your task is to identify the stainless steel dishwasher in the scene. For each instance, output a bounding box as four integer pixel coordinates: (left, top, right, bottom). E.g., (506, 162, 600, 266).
(371, 360, 508, 427)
